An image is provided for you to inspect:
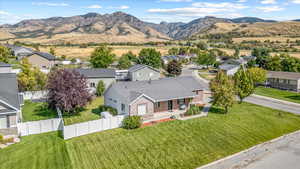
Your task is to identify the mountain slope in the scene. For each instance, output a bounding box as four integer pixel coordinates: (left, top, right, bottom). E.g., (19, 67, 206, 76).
(0, 12, 170, 44)
(1, 12, 300, 44)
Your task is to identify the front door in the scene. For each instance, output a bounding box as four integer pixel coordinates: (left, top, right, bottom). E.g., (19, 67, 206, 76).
(137, 104, 147, 115)
(0, 116, 7, 129)
(168, 100, 173, 111)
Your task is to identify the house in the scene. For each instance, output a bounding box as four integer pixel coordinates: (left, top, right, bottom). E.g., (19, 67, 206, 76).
(162, 55, 195, 65)
(0, 73, 22, 134)
(266, 71, 300, 92)
(104, 76, 208, 119)
(0, 62, 12, 73)
(4, 44, 33, 60)
(74, 68, 116, 93)
(128, 64, 160, 81)
(219, 64, 240, 76)
(26, 51, 56, 69)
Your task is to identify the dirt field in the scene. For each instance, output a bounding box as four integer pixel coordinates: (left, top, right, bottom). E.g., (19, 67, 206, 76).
(233, 37, 300, 43)
(39, 45, 176, 60)
(218, 48, 252, 56)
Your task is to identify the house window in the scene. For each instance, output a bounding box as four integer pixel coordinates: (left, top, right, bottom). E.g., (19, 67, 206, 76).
(156, 102, 160, 108)
(121, 104, 125, 111)
(90, 83, 96, 88)
(289, 80, 297, 85)
(177, 99, 185, 105)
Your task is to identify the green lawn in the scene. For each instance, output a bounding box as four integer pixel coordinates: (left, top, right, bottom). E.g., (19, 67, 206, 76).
(22, 100, 57, 122)
(1, 103, 300, 169)
(255, 86, 300, 104)
(63, 97, 103, 125)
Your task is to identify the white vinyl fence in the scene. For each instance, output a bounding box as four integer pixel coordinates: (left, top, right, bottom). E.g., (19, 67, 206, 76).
(17, 118, 62, 136)
(22, 90, 48, 100)
(63, 115, 125, 140)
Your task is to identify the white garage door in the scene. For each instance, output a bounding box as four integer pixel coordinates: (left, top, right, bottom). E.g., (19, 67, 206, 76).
(137, 104, 147, 115)
(0, 116, 7, 129)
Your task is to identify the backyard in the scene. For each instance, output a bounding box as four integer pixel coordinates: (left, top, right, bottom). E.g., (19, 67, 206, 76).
(63, 97, 103, 125)
(22, 100, 57, 122)
(255, 86, 300, 104)
(1, 103, 300, 169)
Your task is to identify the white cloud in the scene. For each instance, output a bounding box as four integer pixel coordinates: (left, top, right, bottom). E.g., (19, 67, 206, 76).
(261, 0, 277, 4)
(237, 0, 247, 2)
(108, 5, 130, 9)
(86, 5, 102, 9)
(32, 2, 69, 7)
(0, 11, 10, 15)
(192, 2, 248, 9)
(291, 0, 300, 4)
(256, 6, 284, 12)
(148, 2, 248, 18)
(160, 0, 192, 2)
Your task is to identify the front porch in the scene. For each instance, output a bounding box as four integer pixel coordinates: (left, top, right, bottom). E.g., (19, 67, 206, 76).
(143, 109, 185, 123)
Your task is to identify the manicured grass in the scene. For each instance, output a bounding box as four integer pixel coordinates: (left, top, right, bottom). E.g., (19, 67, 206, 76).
(63, 97, 103, 125)
(0, 132, 72, 169)
(255, 86, 300, 104)
(2, 103, 300, 169)
(22, 100, 57, 122)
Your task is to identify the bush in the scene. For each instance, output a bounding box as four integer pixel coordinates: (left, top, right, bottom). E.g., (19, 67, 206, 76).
(98, 105, 118, 116)
(184, 105, 203, 116)
(0, 135, 3, 144)
(122, 116, 142, 129)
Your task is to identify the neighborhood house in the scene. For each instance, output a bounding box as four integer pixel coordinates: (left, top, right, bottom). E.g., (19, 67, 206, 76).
(127, 64, 160, 81)
(0, 73, 22, 134)
(26, 52, 56, 69)
(104, 76, 208, 120)
(266, 71, 300, 92)
(74, 68, 116, 93)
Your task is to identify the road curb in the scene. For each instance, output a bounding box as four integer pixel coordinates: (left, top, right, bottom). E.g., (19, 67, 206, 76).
(197, 129, 300, 169)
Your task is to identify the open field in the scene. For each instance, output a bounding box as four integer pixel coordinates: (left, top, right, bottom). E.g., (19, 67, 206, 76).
(63, 97, 103, 125)
(38, 45, 176, 60)
(218, 48, 251, 56)
(22, 100, 57, 122)
(1, 103, 300, 169)
(233, 37, 300, 43)
(255, 87, 300, 104)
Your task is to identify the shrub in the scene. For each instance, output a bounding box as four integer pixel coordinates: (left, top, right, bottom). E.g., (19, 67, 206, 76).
(122, 116, 142, 129)
(184, 105, 203, 116)
(0, 135, 3, 144)
(98, 105, 118, 116)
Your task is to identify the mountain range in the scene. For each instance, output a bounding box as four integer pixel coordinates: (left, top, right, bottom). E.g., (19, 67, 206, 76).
(0, 12, 299, 44)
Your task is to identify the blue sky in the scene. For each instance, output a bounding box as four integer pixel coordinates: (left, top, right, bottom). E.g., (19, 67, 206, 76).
(0, 0, 300, 24)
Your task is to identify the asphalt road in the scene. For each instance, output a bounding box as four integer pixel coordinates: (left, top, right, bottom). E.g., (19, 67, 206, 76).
(244, 96, 300, 114)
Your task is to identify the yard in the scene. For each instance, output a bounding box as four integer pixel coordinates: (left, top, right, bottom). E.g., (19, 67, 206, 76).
(63, 97, 103, 125)
(255, 86, 300, 104)
(22, 100, 57, 122)
(1, 103, 300, 169)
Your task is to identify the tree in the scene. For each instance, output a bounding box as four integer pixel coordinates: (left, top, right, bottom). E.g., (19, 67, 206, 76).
(248, 67, 267, 84)
(0, 46, 12, 63)
(47, 69, 92, 114)
(96, 80, 105, 96)
(210, 72, 236, 113)
(17, 58, 47, 91)
(265, 55, 282, 71)
(196, 41, 208, 50)
(168, 47, 179, 55)
(234, 67, 255, 103)
(252, 48, 270, 69)
(123, 51, 137, 63)
(49, 47, 55, 56)
(90, 46, 115, 68)
(138, 48, 161, 68)
(196, 51, 216, 68)
(117, 54, 132, 69)
(233, 47, 240, 59)
(167, 60, 182, 76)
